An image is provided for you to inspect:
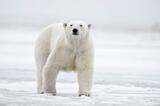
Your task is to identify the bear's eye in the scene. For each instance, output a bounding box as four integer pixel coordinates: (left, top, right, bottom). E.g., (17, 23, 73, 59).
(80, 25, 83, 27)
(70, 24, 73, 27)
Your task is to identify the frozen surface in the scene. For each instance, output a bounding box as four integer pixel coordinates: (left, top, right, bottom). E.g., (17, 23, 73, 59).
(0, 26, 160, 106)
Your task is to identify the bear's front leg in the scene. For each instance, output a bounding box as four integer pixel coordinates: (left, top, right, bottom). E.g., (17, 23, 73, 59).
(77, 69, 93, 96)
(41, 48, 60, 95)
(42, 66, 59, 95)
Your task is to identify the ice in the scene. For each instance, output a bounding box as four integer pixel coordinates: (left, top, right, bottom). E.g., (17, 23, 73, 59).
(0, 81, 160, 106)
(0, 26, 160, 106)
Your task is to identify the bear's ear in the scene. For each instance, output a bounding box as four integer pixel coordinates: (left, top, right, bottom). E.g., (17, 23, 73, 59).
(88, 24, 91, 28)
(63, 23, 67, 28)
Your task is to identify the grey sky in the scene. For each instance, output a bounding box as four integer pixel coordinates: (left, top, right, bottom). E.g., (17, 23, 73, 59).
(0, 0, 160, 28)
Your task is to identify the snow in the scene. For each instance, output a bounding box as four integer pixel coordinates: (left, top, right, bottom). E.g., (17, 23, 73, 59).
(0, 81, 160, 106)
(0, 26, 160, 106)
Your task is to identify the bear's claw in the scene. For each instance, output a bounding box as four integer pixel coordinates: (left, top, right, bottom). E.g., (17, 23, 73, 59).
(79, 94, 90, 97)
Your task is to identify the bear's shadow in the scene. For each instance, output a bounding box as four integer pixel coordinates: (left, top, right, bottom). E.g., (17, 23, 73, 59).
(57, 93, 77, 97)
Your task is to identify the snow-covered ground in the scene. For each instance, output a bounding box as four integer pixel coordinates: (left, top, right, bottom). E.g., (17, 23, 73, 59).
(0, 26, 160, 106)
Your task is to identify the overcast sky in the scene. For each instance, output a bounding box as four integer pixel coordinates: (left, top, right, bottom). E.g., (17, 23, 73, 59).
(0, 0, 160, 28)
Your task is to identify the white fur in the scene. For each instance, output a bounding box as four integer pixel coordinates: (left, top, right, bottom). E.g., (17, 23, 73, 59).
(35, 21, 94, 96)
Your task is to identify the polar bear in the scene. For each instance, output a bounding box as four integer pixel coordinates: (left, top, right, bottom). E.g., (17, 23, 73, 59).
(35, 21, 94, 96)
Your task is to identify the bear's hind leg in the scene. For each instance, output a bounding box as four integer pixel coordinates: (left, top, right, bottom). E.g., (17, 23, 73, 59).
(35, 51, 49, 94)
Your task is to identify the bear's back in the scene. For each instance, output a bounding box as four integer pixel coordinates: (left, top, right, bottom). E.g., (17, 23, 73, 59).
(36, 23, 65, 53)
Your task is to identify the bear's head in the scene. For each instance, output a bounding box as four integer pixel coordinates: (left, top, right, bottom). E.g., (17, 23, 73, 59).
(63, 21, 91, 44)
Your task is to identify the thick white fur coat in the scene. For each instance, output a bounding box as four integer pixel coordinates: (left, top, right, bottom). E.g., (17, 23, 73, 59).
(35, 21, 94, 96)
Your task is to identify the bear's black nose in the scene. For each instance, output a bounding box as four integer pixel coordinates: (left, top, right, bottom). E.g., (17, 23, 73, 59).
(72, 28, 78, 34)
